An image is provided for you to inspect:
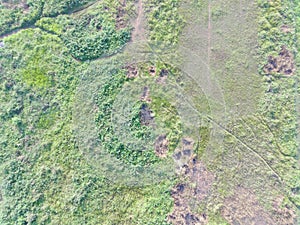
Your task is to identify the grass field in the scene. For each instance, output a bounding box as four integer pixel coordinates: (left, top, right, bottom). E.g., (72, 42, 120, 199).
(0, 0, 299, 224)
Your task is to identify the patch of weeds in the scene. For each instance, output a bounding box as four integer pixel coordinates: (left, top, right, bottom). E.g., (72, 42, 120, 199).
(35, 17, 64, 35)
(211, 6, 227, 21)
(21, 66, 51, 88)
(145, 0, 185, 45)
(42, 0, 96, 17)
(0, 0, 43, 35)
(257, 0, 300, 208)
(3, 28, 73, 89)
(197, 126, 210, 156)
(98, 181, 174, 225)
(150, 96, 182, 153)
(95, 68, 159, 166)
(37, 110, 57, 129)
(0, 0, 99, 36)
(35, 0, 131, 61)
(0, 25, 83, 224)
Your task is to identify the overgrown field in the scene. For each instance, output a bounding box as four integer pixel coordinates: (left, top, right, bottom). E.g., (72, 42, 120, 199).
(0, 0, 299, 224)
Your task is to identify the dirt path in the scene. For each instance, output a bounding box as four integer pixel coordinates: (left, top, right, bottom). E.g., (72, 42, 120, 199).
(207, 1, 211, 65)
(131, 0, 146, 42)
(68, 0, 99, 16)
(0, 24, 36, 40)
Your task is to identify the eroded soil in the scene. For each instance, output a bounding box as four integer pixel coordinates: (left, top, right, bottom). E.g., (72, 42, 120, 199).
(148, 65, 156, 76)
(168, 138, 215, 225)
(116, 5, 127, 29)
(156, 68, 169, 84)
(154, 134, 169, 157)
(131, 0, 146, 41)
(222, 187, 275, 225)
(140, 86, 151, 103)
(222, 187, 297, 225)
(139, 103, 154, 126)
(125, 63, 139, 78)
(271, 196, 297, 225)
(264, 46, 295, 76)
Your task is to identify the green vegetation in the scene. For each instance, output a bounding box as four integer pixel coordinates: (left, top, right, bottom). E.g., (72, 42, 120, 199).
(3, 28, 68, 88)
(0, 0, 180, 220)
(257, 0, 300, 206)
(93, 61, 183, 166)
(94, 67, 159, 166)
(145, 0, 185, 45)
(1, 0, 131, 60)
(0, 0, 42, 35)
(150, 96, 182, 152)
(0, 0, 299, 224)
(42, 0, 94, 17)
(36, 1, 131, 61)
(0, 0, 96, 36)
(0, 26, 79, 224)
(0, 23, 174, 225)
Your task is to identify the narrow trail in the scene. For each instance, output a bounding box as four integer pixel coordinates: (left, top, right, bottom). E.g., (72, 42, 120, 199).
(0, 25, 36, 40)
(66, 0, 99, 15)
(207, 1, 211, 66)
(206, 115, 283, 183)
(131, 0, 145, 42)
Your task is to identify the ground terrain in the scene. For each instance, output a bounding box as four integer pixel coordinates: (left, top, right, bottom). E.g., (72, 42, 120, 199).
(0, 0, 299, 224)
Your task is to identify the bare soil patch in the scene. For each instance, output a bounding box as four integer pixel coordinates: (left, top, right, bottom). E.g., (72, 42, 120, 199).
(140, 86, 151, 103)
(116, 6, 126, 29)
(221, 187, 275, 225)
(168, 182, 208, 225)
(264, 46, 295, 76)
(281, 25, 294, 34)
(148, 66, 156, 76)
(125, 64, 139, 78)
(154, 134, 169, 157)
(156, 68, 168, 84)
(271, 196, 297, 225)
(139, 103, 154, 126)
(168, 138, 215, 225)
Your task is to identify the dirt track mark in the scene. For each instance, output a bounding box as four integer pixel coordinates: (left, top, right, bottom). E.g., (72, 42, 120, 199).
(0, 25, 35, 40)
(206, 115, 283, 183)
(207, 1, 211, 65)
(131, 0, 145, 42)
